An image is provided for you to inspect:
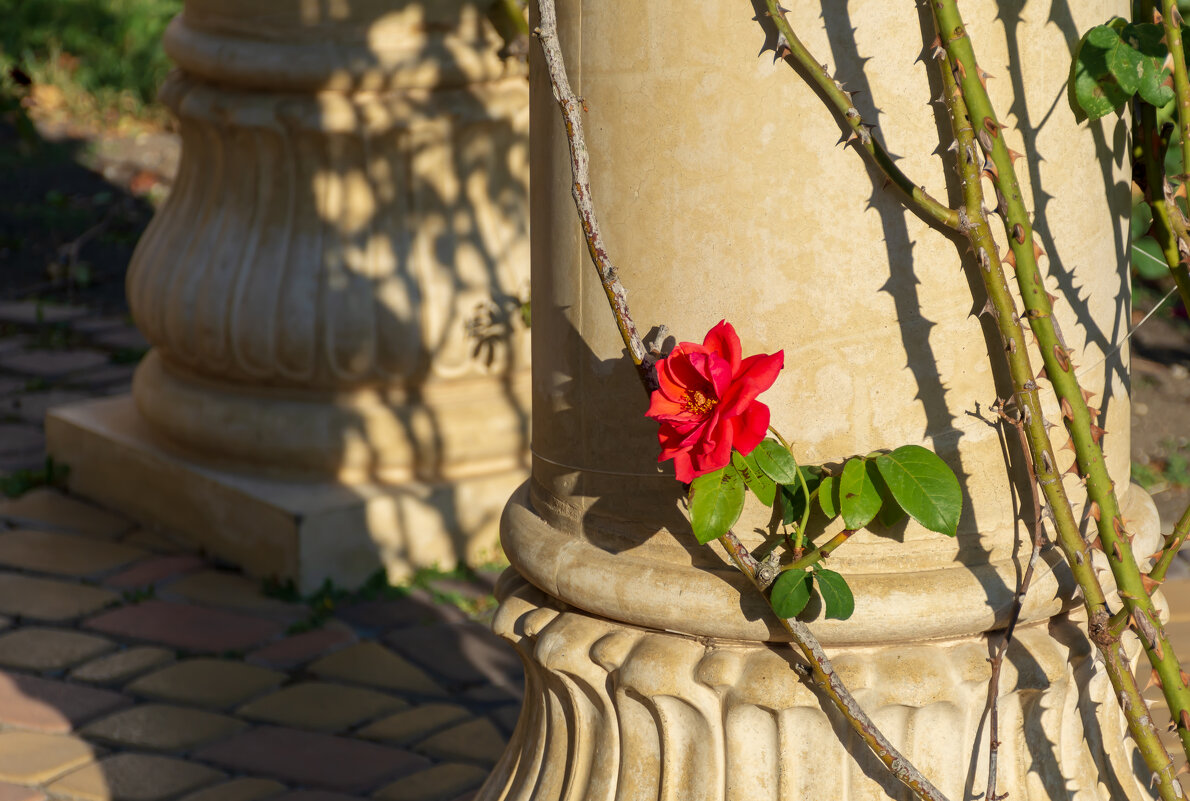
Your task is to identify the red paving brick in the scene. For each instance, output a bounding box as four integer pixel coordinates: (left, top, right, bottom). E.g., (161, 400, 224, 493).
(0, 670, 129, 733)
(84, 601, 283, 653)
(0, 782, 44, 801)
(104, 555, 206, 589)
(246, 626, 357, 670)
(269, 793, 363, 801)
(193, 726, 431, 793)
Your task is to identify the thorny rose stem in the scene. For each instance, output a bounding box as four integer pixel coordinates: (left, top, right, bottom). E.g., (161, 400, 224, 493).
(533, 1, 951, 799)
(932, 0, 1190, 776)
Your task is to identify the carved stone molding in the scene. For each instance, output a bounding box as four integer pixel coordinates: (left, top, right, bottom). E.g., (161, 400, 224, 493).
(482, 574, 1151, 801)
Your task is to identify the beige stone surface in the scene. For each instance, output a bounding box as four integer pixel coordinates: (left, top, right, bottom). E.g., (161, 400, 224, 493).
(0, 732, 97, 784)
(0, 529, 145, 577)
(177, 778, 286, 801)
(48, 397, 519, 591)
(48, 753, 224, 801)
(0, 628, 115, 672)
(47, 0, 531, 589)
(356, 703, 472, 745)
(0, 488, 129, 539)
(70, 647, 174, 685)
(82, 704, 247, 752)
(481, 577, 1149, 801)
(308, 642, 445, 696)
(375, 763, 487, 801)
(0, 574, 118, 622)
(126, 659, 285, 709)
(235, 682, 407, 733)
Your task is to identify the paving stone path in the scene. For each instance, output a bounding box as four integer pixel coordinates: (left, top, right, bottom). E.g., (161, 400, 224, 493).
(0, 485, 520, 801)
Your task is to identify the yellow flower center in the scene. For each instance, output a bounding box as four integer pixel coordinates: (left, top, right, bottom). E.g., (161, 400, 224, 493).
(684, 389, 716, 416)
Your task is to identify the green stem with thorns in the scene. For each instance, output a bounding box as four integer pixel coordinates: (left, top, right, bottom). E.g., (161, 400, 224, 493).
(934, 0, 1190, 776)
(760, 1, 959, 230)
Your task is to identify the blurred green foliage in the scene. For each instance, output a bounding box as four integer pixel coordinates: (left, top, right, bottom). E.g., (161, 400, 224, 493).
(0, 0, 181, 115)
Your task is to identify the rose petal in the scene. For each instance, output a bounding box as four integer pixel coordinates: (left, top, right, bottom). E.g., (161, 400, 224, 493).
(690, 416, 733, 476)
(645, 390, 687, 421)
(671, 451, 696, 483)
(719, 350, 784, 418)
(702, 320, 742, 373)
(730, 401, 770, 456)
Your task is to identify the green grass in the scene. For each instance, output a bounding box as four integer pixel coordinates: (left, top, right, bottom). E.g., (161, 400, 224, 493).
(0, 0, 181, 121)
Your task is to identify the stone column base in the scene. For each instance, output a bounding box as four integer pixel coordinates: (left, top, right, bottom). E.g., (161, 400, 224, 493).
(45, 396, 523, 591)
(481, 573, 1150, 801)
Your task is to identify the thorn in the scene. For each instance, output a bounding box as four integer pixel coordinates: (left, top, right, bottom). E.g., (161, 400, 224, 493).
(981, 159, 999, 181)
(1065, 461, 1081, 476)
(1003, 250, 1016, 267)
(1007, 147, 1024, 163)
(1080, 387, 1095, 404)
(1087, 406, 1101, 422)
(1013, 223, 1026, 244)
(928, 34, 945, 60)
(1144, 669, 1165, 691)
(1060, 437, 1076, 452)
(1113, 516, 1127, 541)
(1112, 539, 1123, 561)
(978, 128, 994, 153)
(983, 117, 1002, 138)
(1053, 343, 1071, 373)
(954, 60, 967, 81)
(1089, 500, 1101, 521)
(1182, 670, 1190, 687)
(1089, 536, 1103, 551)
(1090, 421, 1109, 447)
(1061, 397, 1074, 420)
(1035, 365, 1047, 381)
(978, 67, 993, 88)
(947, 139, 960, 153)
(1142, 572, 1164, 595)
(979, 298, 996, 317)
(1181, 709, 1190, 731)
(1046, 291, 1059, 305)
(1032, 238, 1045, 261)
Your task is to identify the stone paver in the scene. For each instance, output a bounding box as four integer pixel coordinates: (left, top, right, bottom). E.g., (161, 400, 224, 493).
(0, 488, 129, 538)
(85, 600, 284, 652)
(269, 793, 360, 801)
(162, 571, 303, 619)
(237, 682, 407, 733)
(104, 555, 205, 589)
(48, 753, 225, 801)
(126, 659, 285, 709)
(119, 529, 192, 554)
(82, 704, 248, 752)
(0, 782, 44, 801)
(0, 627, 115, 671)
(415, 718, 506, 768)
(356, 704, 472, 746)
(0, 350, 108, 378)
(0, 732, 97, 784)
(0, 671, 129, 733)
(0, 426, 45, 471)
(0, 574, 118, 622)
(177, 778, 286, 801)
(0, 530, 145, 577)
(246, 623, 356, 670)
(194, 726, 431, 793)
(374, 763, 488, 801)
(0, 302, 88, 325)
(70, 647, 174, 685)
(1, 391, 91, 426)
(309, 643, 446, 697)
(333, 594, 467, 632)
(386, 623, 521, 693)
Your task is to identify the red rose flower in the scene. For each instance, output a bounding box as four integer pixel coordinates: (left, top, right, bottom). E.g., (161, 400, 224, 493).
(645, 320, 784, 483)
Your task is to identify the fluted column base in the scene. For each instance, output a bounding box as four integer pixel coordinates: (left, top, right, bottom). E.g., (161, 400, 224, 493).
(482, 572, 1151, 801)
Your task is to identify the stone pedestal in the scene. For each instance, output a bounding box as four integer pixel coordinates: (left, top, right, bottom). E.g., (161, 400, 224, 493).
(485, 0, 1158, 797)
(47, 1, 531, 590)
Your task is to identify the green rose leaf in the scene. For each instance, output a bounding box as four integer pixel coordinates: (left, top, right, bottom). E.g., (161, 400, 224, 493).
(870, 464, 907, 527)
(733, 450, 776, 507)
(1122, 22, 1176, 108)
(1072, 29, 1135, 119)
(770, 568, 813, 619)
(874, 445, 962, 537)
(753, 439, 801, 484)
(780, 466, 824, 526)
(1133, 235, 1171, 280)
(814, 568, 855, 620)
(689, 465, 745, 545)
(839, 457, 882, 530)
(1131, 200, 1153, 243)
(818, 475, 839, 519)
